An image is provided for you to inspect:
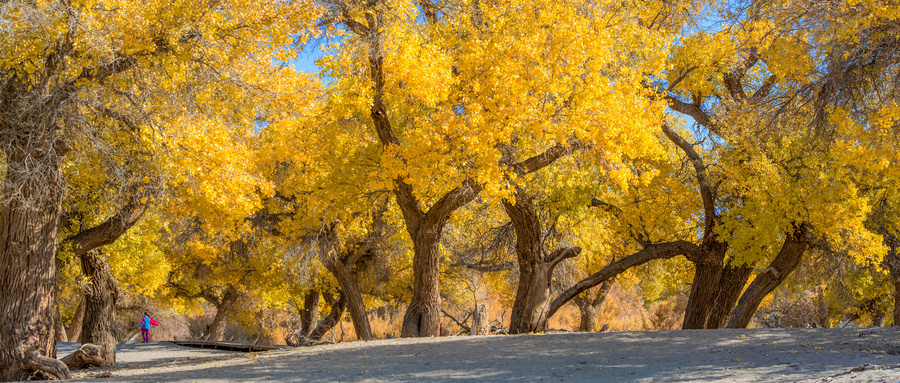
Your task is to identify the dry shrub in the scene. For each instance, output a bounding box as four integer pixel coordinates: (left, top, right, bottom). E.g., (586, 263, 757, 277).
(646, 295, 687, 330)
(595, 283, 651, 331)
(754, 288, 828, 328)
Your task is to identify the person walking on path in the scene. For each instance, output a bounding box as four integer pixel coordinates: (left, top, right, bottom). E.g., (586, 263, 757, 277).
(140, 312, 159, 343)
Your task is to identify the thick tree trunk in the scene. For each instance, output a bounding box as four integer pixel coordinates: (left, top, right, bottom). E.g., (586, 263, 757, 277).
(80, 249, 119, 366)
(574, 280, 613, 332)
(300, 291, 320, 338)
(310, 291, 348, 341)
(401, 227, 444, 337)
(727, 224, 810, 328)
(504, 192, 580, 334)
(706, 263, 753, 329)
(682, 241, 726, 329)
(885, 235, 900, 326)
(0, 143, 69, 380)
(66, 296, 86, 342)
(505, 194, 549, 334)
(205, 287, 239, 342)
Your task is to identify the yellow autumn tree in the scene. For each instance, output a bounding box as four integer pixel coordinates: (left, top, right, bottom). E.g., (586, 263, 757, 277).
(0, 0, 317, 378)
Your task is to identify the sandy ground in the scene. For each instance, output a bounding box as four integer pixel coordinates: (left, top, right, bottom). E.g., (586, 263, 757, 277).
(57, 327, 900, 382)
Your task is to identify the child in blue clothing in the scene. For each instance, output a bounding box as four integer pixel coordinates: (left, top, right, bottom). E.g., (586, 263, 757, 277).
(140, 312, 158, 343)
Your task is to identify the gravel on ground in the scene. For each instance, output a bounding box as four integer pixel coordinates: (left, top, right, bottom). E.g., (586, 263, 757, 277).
(58, 327, 900, 382)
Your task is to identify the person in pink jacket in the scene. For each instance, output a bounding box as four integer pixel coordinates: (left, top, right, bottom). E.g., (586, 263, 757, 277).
(140, 312, 158, 343)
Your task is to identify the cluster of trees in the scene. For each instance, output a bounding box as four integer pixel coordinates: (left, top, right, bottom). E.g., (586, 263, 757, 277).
(1, 0, 898, 380)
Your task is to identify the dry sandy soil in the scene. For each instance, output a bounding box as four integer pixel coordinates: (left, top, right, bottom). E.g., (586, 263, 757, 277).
(57, 327, 900, 382)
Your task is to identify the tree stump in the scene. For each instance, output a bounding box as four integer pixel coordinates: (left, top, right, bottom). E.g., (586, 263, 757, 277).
(471, 304, 490, 336)
(61, 344, 104, 370)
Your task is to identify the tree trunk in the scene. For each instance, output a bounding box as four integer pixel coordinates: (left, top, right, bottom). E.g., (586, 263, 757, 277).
(574, 280, 613, 332)
(504, 192, 580, 334)
(54, 257, 68, 343)
(80, 249, 119, 366)
(300, 290, 320, 338)
(682, 241, 726, 329)
(309, 291, 348, 341)
(328, 258, 373, 341)
(205, 287, 239, 342)
(0, 140, 70, 380)
(727, 223, 810, 328)
(505, 194, 550, 334)
(471, 304, 490, 335)
(401, 227, 444, 337)
(882, 233, 900, 326)
(706, 263, 753, 329)
(55, 304, 68, 343)
(66, 296, 86, 343)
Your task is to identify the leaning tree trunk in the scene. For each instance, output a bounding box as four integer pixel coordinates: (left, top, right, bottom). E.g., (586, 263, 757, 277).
(309, 291, 348, 341)
(300, 290, 320, 338)
(80, 249, 119, 366)
(0, 137, 71, 380)
(682, 240, 726, 329)
(706, 262, 753, 329)
(727, 223, 810, 328)
(205, 287, 239, 342)
(318, 226, 374, 341)
(66, 296, 86, 342)
(55, 304, 68, 343)
(327, 257, 373, 341)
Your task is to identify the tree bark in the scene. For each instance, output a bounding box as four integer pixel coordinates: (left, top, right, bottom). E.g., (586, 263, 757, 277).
(327, 257, 373, 341)
(504, 191, 580, 334)
(706, 262, 753, 329)
(318, 224, 375, 341)
(401, 226, 445, 337)
(60, 343, 103, 370)
(55, 303, 69, 343)
(471, 304, 490, 335)
(682, 240, 726, 329)
(309, 291, 348, 341)
(79, 249, 119, 366)
(205, 286, 239, 342)
(726, 223, 810, 328)
(300, 291, 320, 338)
(574, 280, 613, 332)
(0, 135, 68, 380)
(884, 234, 900, 326)
(66, 296, 86, 342)
(548, 240, 702, 320)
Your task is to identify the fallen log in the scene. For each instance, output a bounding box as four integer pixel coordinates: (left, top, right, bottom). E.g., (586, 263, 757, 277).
(61, 344, 103, 370)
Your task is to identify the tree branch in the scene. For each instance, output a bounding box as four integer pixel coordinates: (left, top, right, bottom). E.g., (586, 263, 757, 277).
(661, 123, 717, 235)
(546, 247, 581, 273)
(64, 202, 148, 257)
(665, 95, 714, 128)
(548, 240, 702, 319)
(451, 260, 517, 272)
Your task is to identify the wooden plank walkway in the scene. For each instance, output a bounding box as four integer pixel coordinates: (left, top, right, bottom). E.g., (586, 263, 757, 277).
(172, 341, 286, 352)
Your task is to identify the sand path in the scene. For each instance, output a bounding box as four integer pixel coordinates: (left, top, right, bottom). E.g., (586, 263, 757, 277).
(59, 327, 900, 382)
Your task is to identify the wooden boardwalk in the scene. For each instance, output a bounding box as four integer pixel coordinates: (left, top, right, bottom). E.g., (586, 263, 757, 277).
(172, 341, 285, 352)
